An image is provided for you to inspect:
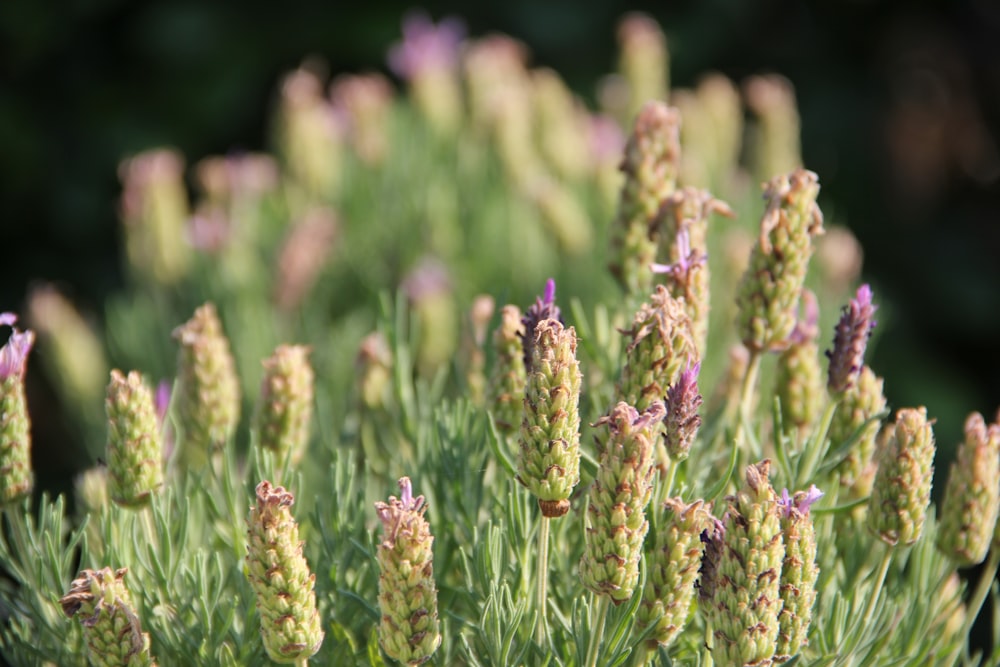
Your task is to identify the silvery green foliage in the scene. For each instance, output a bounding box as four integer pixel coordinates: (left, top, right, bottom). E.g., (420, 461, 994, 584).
(1, 12, 996, 667)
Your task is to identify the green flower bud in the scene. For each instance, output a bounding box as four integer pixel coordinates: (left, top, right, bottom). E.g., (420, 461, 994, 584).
(106, 370, 164, 508)
(580, 401, 664, 603)
(60, 567, 157, 667)
(618, 285, 697, 413)
(0, 312, 34, 505)
(245, 481, 324, 663)
(172, 303, 241, 468)
(655, 188, 734, 356)
(867, 407, 936, 547)
(488, 305, 527, 433)
(517, 319, 582, 518)
(937, 413, 1000, 566)
(463, 295, 495, 406)
(775, 486, 822, 662)
(830, 365, 886, 507)
(735, 169, 824, 353)
(744, 75, 801, 185)
(27, 284, 108, 411)
(402, 258, 457, 378)
(704, 460, 785, 667)
(617, 13, 668, 122)
(253, 345, 314, 465)
(609, 102, 681, 297)
(357, 332, 392, 411)
(637, 497, 713, 650)
(375, 477, 441, 665)
(275, 67, 342, 197)
(775, 291, 824, 435)
(118, 148, 190, 285)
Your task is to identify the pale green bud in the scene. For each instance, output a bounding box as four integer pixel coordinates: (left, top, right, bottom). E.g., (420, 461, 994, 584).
(106, 370, 164, 508)
(517, 319, 582, 518)
(60, 567, 157, 667)
(580, 402, 664, 603)
(245, 481, 324, 663)
(868, 407, 936, 547)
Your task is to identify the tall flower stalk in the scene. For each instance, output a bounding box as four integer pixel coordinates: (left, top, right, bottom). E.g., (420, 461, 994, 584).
(0, 313, 34, 506)
(374, 477, 441, 665)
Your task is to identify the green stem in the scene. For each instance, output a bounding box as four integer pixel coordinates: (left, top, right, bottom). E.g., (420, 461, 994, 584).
(848, 542, 893, 659)
(585, 594, 610, 667)
(736, 350, 762, 459)
(656, 459, 678, 507)
(536, 516, 551, 645)
(795, 398, 838, 488)
(959, 549, 1000, 657)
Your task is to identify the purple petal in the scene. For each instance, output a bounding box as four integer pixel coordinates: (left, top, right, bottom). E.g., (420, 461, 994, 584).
(543, 278, 556, 305)
(398, 476, 413, 508)
(0, 327, 35, 380)
(387, 11, 465, 80)
(797, 485, 824, 514)
(0, 312, 16, 327)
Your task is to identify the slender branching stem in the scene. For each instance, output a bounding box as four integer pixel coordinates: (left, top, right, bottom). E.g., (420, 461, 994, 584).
(585, 594, 610, 667)
(849, 542, 893, 659)
(796, 397, 839, 488)
(736, 350, 762, 458)
(536, 516, 551, 645)
(959, 549, 1000, 661)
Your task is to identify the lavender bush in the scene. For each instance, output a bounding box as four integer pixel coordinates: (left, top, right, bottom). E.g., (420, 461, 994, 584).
(1, 11, 997, 667)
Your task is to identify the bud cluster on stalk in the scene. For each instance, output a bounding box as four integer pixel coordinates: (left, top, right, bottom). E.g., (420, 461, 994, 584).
(60, 567, 157, 667)
(374, 477, 441, 665)
(0, 312, 34, 505)
(172, 303, 241, 468)
(253, 344, 315, 466)
(937, 412, 1000, 566)
(701, 461, 787, 667)
(580, 401, 664, 603)
(868, 407, 936, 547)
(245, 480, 324, 664)
(735, 169, 824, 353)
(105, 370, 164, 508)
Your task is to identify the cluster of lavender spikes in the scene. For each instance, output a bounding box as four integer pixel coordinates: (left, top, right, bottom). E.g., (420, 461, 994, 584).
(3, 10, 1000, 667)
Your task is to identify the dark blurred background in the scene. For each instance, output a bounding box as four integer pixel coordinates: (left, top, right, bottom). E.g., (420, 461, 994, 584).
(3, 0, 1000, 563)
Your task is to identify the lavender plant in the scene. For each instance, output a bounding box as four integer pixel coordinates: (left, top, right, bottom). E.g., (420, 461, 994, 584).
(2, 11, 999, 667)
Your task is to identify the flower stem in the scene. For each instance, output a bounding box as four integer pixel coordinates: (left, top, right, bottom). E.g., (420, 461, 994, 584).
(795, 397, 838, 488)
(536, 516, 551, 645)
(736, 350, 762, 458)
(585, 594, 609, 667)
(959, 550, 1000, 658)
(848, 542, 893, 659)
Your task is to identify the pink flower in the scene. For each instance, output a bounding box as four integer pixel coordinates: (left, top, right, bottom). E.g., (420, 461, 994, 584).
(0, 313, 35, 380)
(387, 11, 465, 81)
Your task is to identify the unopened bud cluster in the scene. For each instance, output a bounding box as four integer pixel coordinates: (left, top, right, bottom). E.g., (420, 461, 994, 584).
(517, 318, 581, 518)
(736, 169, 824, 352)
(245, 481, 324, 663)
(638, 497, 712, 650)
(580, 401, 663, 603)
(60, 567, 157, 667)
(0, 312, 34, 505)
(488, 305, 526, 433)
(253, 344, 314, 465)
(937, 413, 1000, 565)
(172, 303, 241, 467)
(375, 477, 441, 665)
(868, 407, 936, 547)
(106, 370, 164, 507)
(702, 461, 786, 667)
